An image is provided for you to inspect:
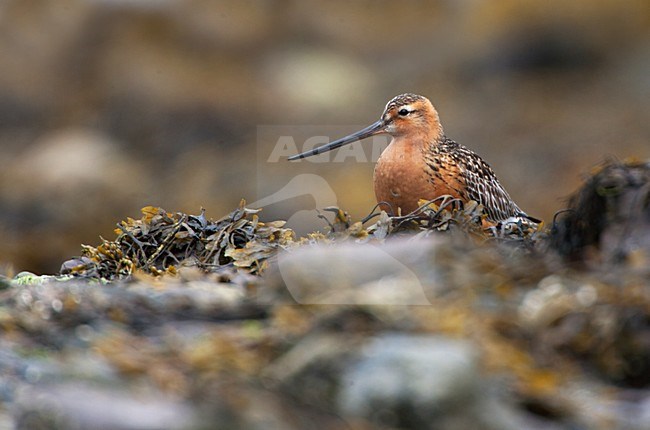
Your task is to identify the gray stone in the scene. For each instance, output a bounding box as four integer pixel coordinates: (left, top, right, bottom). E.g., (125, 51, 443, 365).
(270, 238, 447, 305)
(12, 383, 198, 430)
(337, 334, 525, 430)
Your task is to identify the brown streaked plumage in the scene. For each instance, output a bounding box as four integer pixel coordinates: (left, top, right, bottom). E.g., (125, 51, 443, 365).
(289, 93, 536, 223)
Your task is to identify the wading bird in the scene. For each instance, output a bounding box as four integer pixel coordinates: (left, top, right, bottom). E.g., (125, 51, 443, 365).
(289, 93, 537, 223)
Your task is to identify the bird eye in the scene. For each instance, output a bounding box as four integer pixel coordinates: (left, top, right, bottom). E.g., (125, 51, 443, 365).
(398, 108, 410, 116)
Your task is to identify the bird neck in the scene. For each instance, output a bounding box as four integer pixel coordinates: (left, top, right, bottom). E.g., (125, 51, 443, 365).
(411, 111, 444, 145)
(399, 123, 444, 150)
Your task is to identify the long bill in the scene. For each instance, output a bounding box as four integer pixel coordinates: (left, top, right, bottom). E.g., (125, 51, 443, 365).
(288, 120, 384, 160)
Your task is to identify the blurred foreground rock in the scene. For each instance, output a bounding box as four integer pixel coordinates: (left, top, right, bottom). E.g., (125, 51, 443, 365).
(0, 260, 648, 428)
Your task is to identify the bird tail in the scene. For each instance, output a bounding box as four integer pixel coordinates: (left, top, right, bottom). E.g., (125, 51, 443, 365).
(516, 211, 542, 224)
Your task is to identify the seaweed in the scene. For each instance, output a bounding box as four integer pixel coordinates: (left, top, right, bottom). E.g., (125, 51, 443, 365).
(61, 194, 542, 281)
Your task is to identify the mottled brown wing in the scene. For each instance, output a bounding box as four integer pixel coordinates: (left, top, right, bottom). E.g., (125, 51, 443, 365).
(459, 147, 523, 221)
(424, 137, 527, 222)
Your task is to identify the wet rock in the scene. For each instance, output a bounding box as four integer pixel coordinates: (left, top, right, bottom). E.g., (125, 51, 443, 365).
(270, 238, 443, 305)
(267, 231, 546, 306)
(520, 274, 650, 388)
(337, 334, 525, 430)
(2, 276, 263, 344)
(194, 381, 351, 430)
(1, 243, 648, 429)
(13, 383, 198, 430)
(550, 159, 650, 265)
(265, 331, 529, 429)
(264, 333, 363, 409)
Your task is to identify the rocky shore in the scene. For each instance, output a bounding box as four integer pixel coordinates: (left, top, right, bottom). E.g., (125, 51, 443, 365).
(0, 160, 648, 429)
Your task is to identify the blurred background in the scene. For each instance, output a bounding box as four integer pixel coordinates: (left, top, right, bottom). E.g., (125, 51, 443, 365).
(0, 0, 648, 274)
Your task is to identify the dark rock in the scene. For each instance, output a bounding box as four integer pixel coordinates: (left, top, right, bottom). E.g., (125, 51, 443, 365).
(550, 159, 650, 264)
